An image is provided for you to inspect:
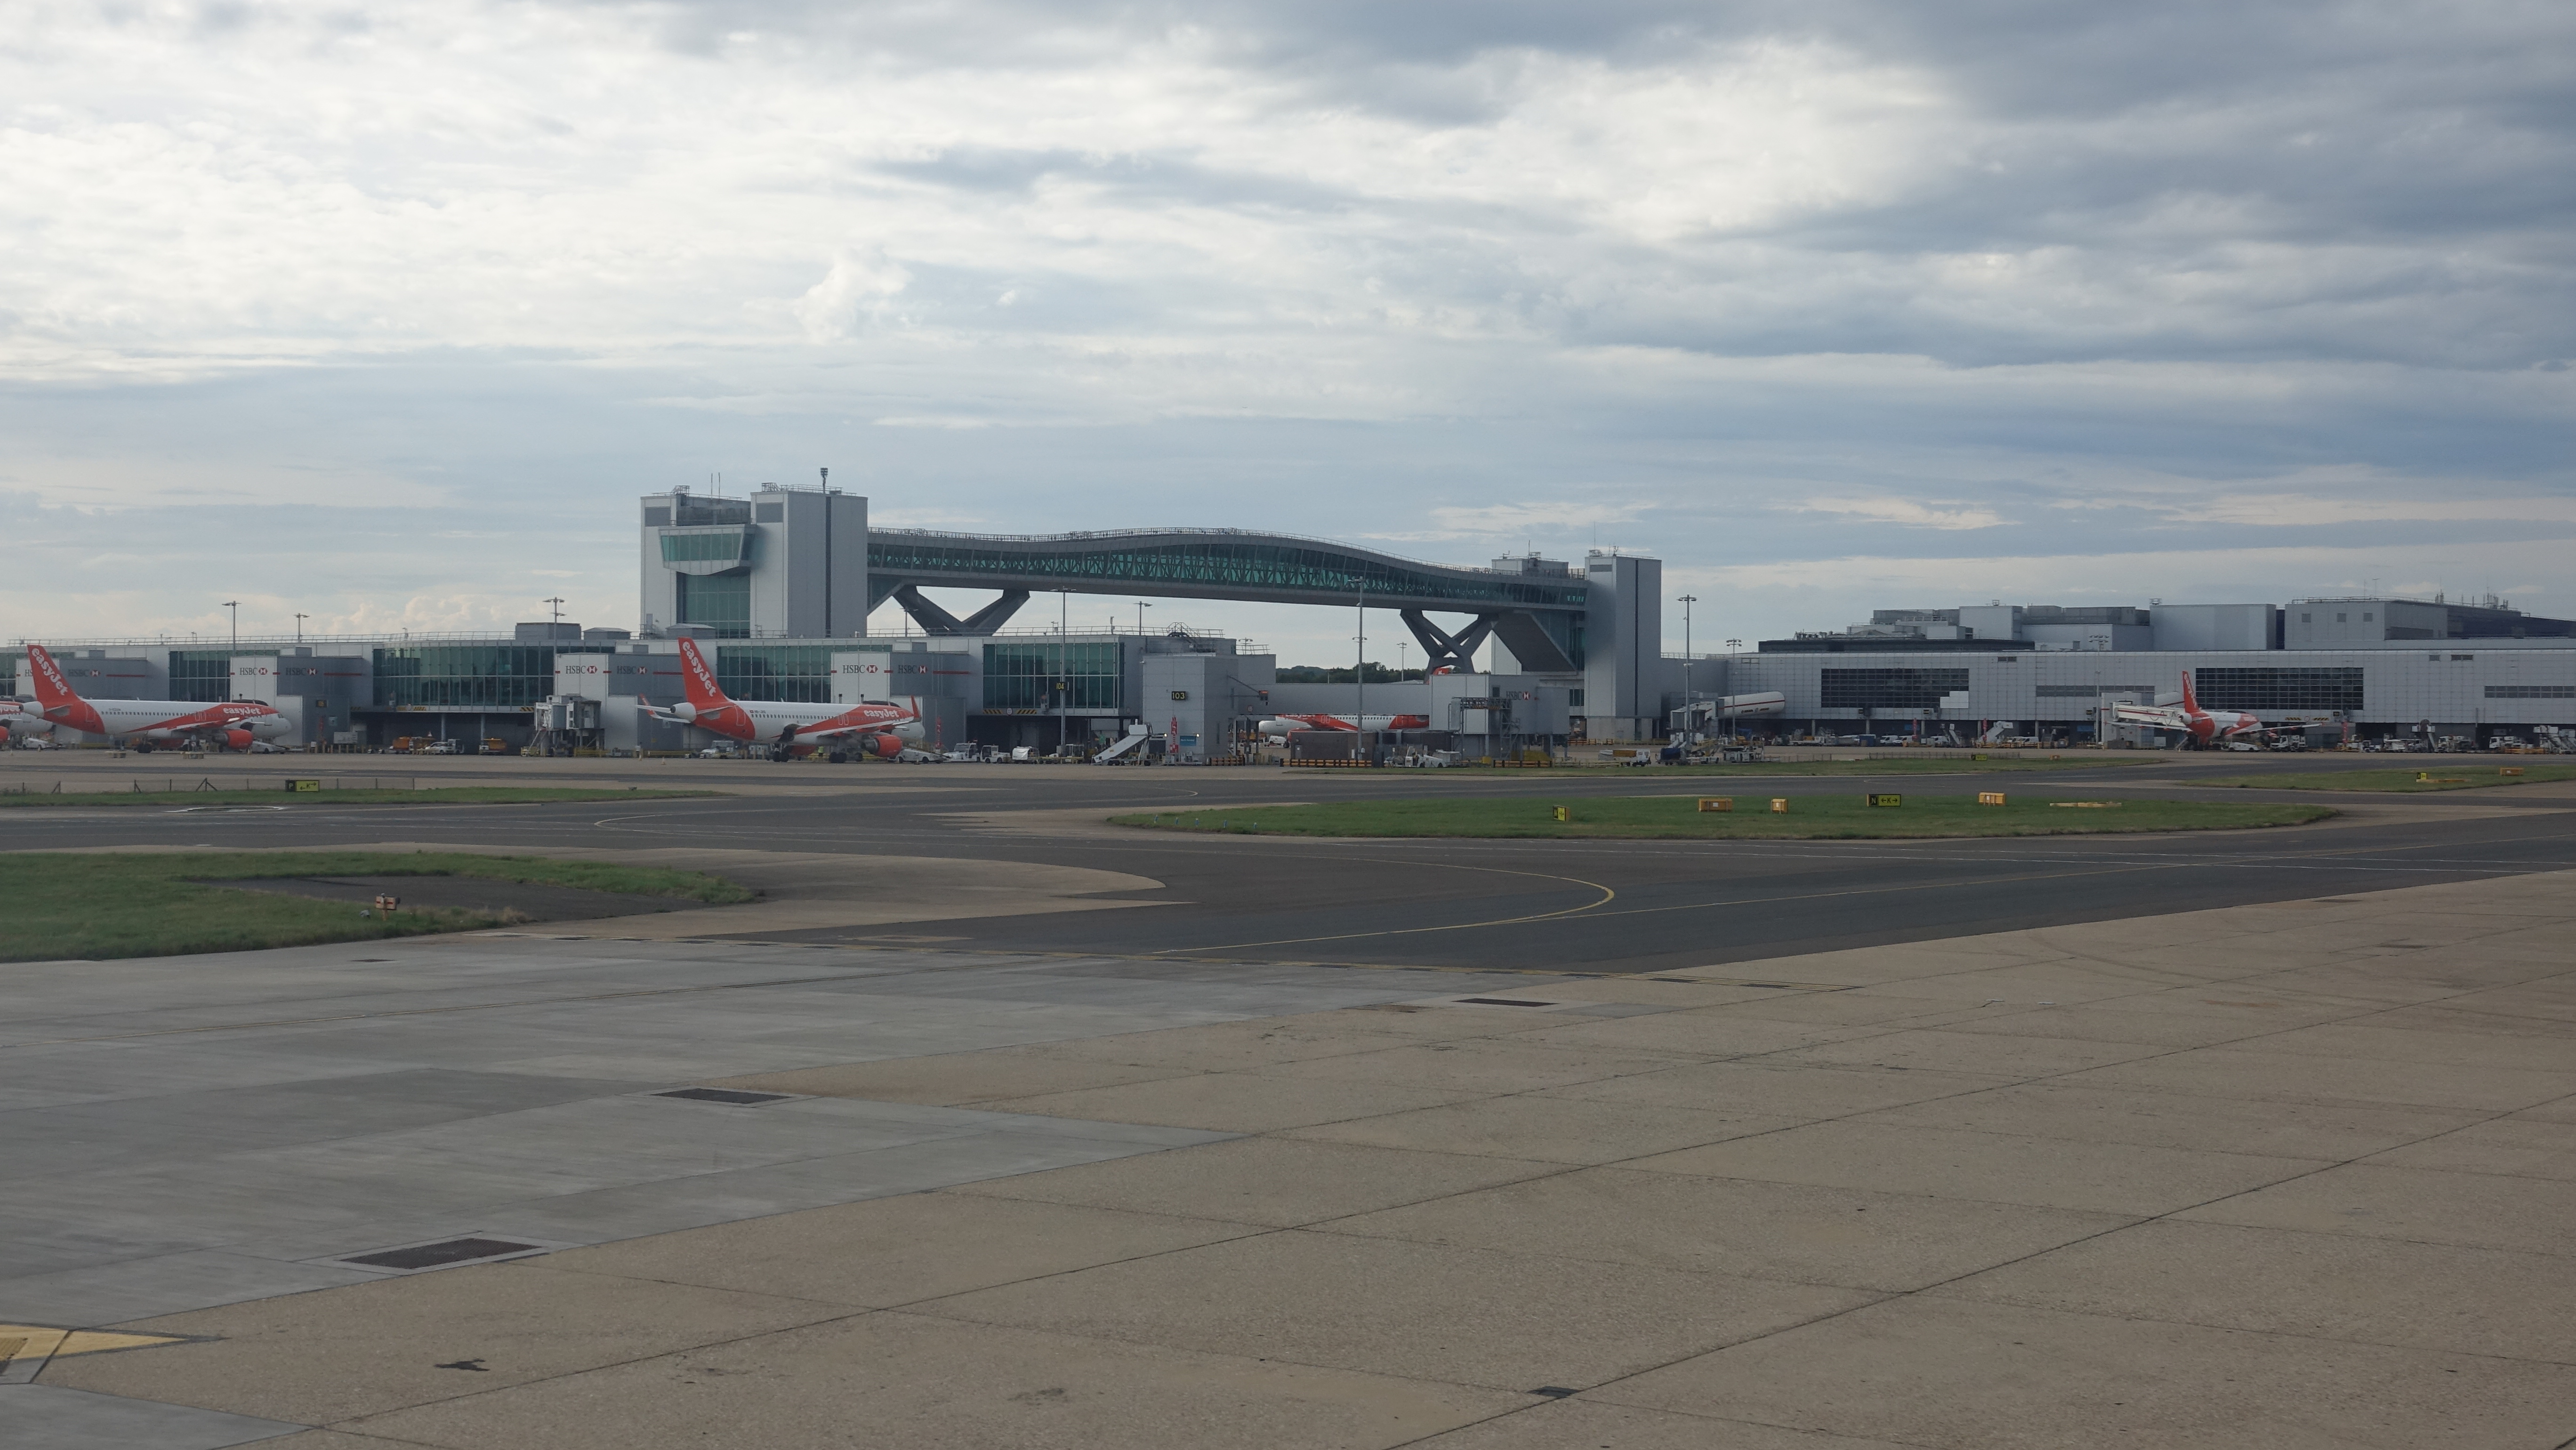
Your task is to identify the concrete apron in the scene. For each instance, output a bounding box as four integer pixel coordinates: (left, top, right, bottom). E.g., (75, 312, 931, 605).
(13, 868, 2576, 1448)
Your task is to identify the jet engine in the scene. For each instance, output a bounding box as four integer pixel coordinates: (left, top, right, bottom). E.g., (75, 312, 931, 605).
(225, 728, 256, 750)
(869, 733, 905, 758)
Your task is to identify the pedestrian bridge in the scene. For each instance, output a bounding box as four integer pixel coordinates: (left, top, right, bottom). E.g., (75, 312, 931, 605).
(865, 528, 1586, 670)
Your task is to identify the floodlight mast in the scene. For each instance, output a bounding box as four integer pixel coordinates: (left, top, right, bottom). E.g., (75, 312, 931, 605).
(1678, 594, 1698, 741)
(1353, 576, 1366, 760)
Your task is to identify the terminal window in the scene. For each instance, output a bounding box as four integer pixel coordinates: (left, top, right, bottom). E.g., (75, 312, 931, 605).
(372, 645, 567, 710)
(716, 645, 832, 704)
(1820, 668, 1971, 710)
(168, 650, 236, 702)
(983, 641, 1121, 712)
(675, 572, 752, 637)
(2487, 685, 2576, 699)
(2194, 667, 2365, 712)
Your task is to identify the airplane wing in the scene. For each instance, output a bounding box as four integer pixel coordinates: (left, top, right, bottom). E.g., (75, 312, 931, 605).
(789, 708, 918, 741)
(792, 719, 896, 741)
(2111, 704, 2192, 731)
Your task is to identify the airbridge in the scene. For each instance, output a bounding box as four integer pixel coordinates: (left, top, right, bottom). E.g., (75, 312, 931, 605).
(863, 527, 1588, 671)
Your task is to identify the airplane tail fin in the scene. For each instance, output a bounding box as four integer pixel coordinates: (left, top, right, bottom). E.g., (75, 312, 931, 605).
(23, 644, 79, 713)
(2181, 670, 2199, 713)
(676, 638, 732, 712)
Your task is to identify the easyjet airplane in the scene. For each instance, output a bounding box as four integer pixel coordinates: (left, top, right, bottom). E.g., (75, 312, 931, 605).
(1256, 712, 1432, 737)
(647, 637, 923, 757)
(2112, 671, 2272, 747)
(21, 644, 290, 750)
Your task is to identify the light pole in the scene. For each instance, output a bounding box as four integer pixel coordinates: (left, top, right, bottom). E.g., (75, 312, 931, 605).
(1137, 600, 1151, 635)
(545, 596, 566, 628)
(1352, 575, 1367, 759)
(1058, 589, 1070, 756)
(295, 612, 309, 644)
(222, 601, 239, 652)
(1677, 595, 1697, 743)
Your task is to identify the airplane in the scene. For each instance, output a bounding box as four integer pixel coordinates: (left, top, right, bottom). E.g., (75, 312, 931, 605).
(2111, 672, 2273, 748)
(21, 644, 290, 750)
(1, 698, 45, 742)
(646, 637, 924, 758)
(1255, 712, 1431, 738)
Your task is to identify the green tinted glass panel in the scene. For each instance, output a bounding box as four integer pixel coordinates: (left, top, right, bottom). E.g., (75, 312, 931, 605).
(1820, 668, 1971, 710)
(660, 529, 750, 564)
(168, 651, 235, 703)
(715, 644, 832, 704)
(2194, 668, 2364, 712)
(982, 642, 1120, 711)
(676, 572, 751, 636)
(372, 646, 560, 709)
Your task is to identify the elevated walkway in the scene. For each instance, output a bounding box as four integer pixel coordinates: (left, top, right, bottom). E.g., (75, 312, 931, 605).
(868, 528, 1583, 670)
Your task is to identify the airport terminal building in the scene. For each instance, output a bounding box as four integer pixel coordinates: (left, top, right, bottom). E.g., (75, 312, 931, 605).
(6, 485, 2571, 750)
(1704, 598, 2576, 742)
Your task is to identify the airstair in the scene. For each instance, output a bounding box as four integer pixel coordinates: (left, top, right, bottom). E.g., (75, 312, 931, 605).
(1092, 728, 1152, 764)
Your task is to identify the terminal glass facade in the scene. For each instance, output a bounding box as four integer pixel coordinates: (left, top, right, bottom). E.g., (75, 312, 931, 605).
(1820, 667, 1972, 711)
(674, 572, 752, 636)
(983, 641, 1121, 712)
(715, 644, 832, 704)
(659, 529, 750, 565)
(373, 645, 577, 710)
(168, 651, 235, 702)
(2194, 667, 2365, 713)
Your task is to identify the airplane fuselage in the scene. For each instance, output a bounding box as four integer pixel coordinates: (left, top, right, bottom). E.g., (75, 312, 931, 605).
(667, 698, 923, 746)
(40, 695, 289, 746)
(1256, 713, 1429, 737)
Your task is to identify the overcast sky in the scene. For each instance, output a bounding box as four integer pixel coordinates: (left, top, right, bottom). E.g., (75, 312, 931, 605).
(6, 0, 2572, 663)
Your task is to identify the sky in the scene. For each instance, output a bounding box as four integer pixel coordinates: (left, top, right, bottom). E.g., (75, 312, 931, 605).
(5, 0, 2573, 665)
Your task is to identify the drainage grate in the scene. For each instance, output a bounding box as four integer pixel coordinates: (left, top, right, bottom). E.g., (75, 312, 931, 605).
(1457, 997, 1557, 1007)
(656, 1088, 790, 1105)
(1738, 982, 1799, 990)
(344, 1237, 543, 1271)
(1531, 1386, 1579, 1398)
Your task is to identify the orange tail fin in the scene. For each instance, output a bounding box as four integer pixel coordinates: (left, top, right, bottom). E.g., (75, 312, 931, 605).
(23, 644, 80, 713)
(2181, 670, 2199, 712)
(676, 638, 733, 712)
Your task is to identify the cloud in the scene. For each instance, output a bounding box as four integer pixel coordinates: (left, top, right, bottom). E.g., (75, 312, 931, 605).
(793, 249, 914, 344)
(1415, 500, 1654, 539)
(2, 0, 2574, 664)
(1790, 496, 2009, 530)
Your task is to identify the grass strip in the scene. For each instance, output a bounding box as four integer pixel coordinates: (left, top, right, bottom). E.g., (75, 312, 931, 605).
(1113, 793, 2332, 840)
(2195, 762, 2576, 793)
(0, 850, 754, 963)
(0, 786, 718, 809)
(1420, 756, 2169, 777)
